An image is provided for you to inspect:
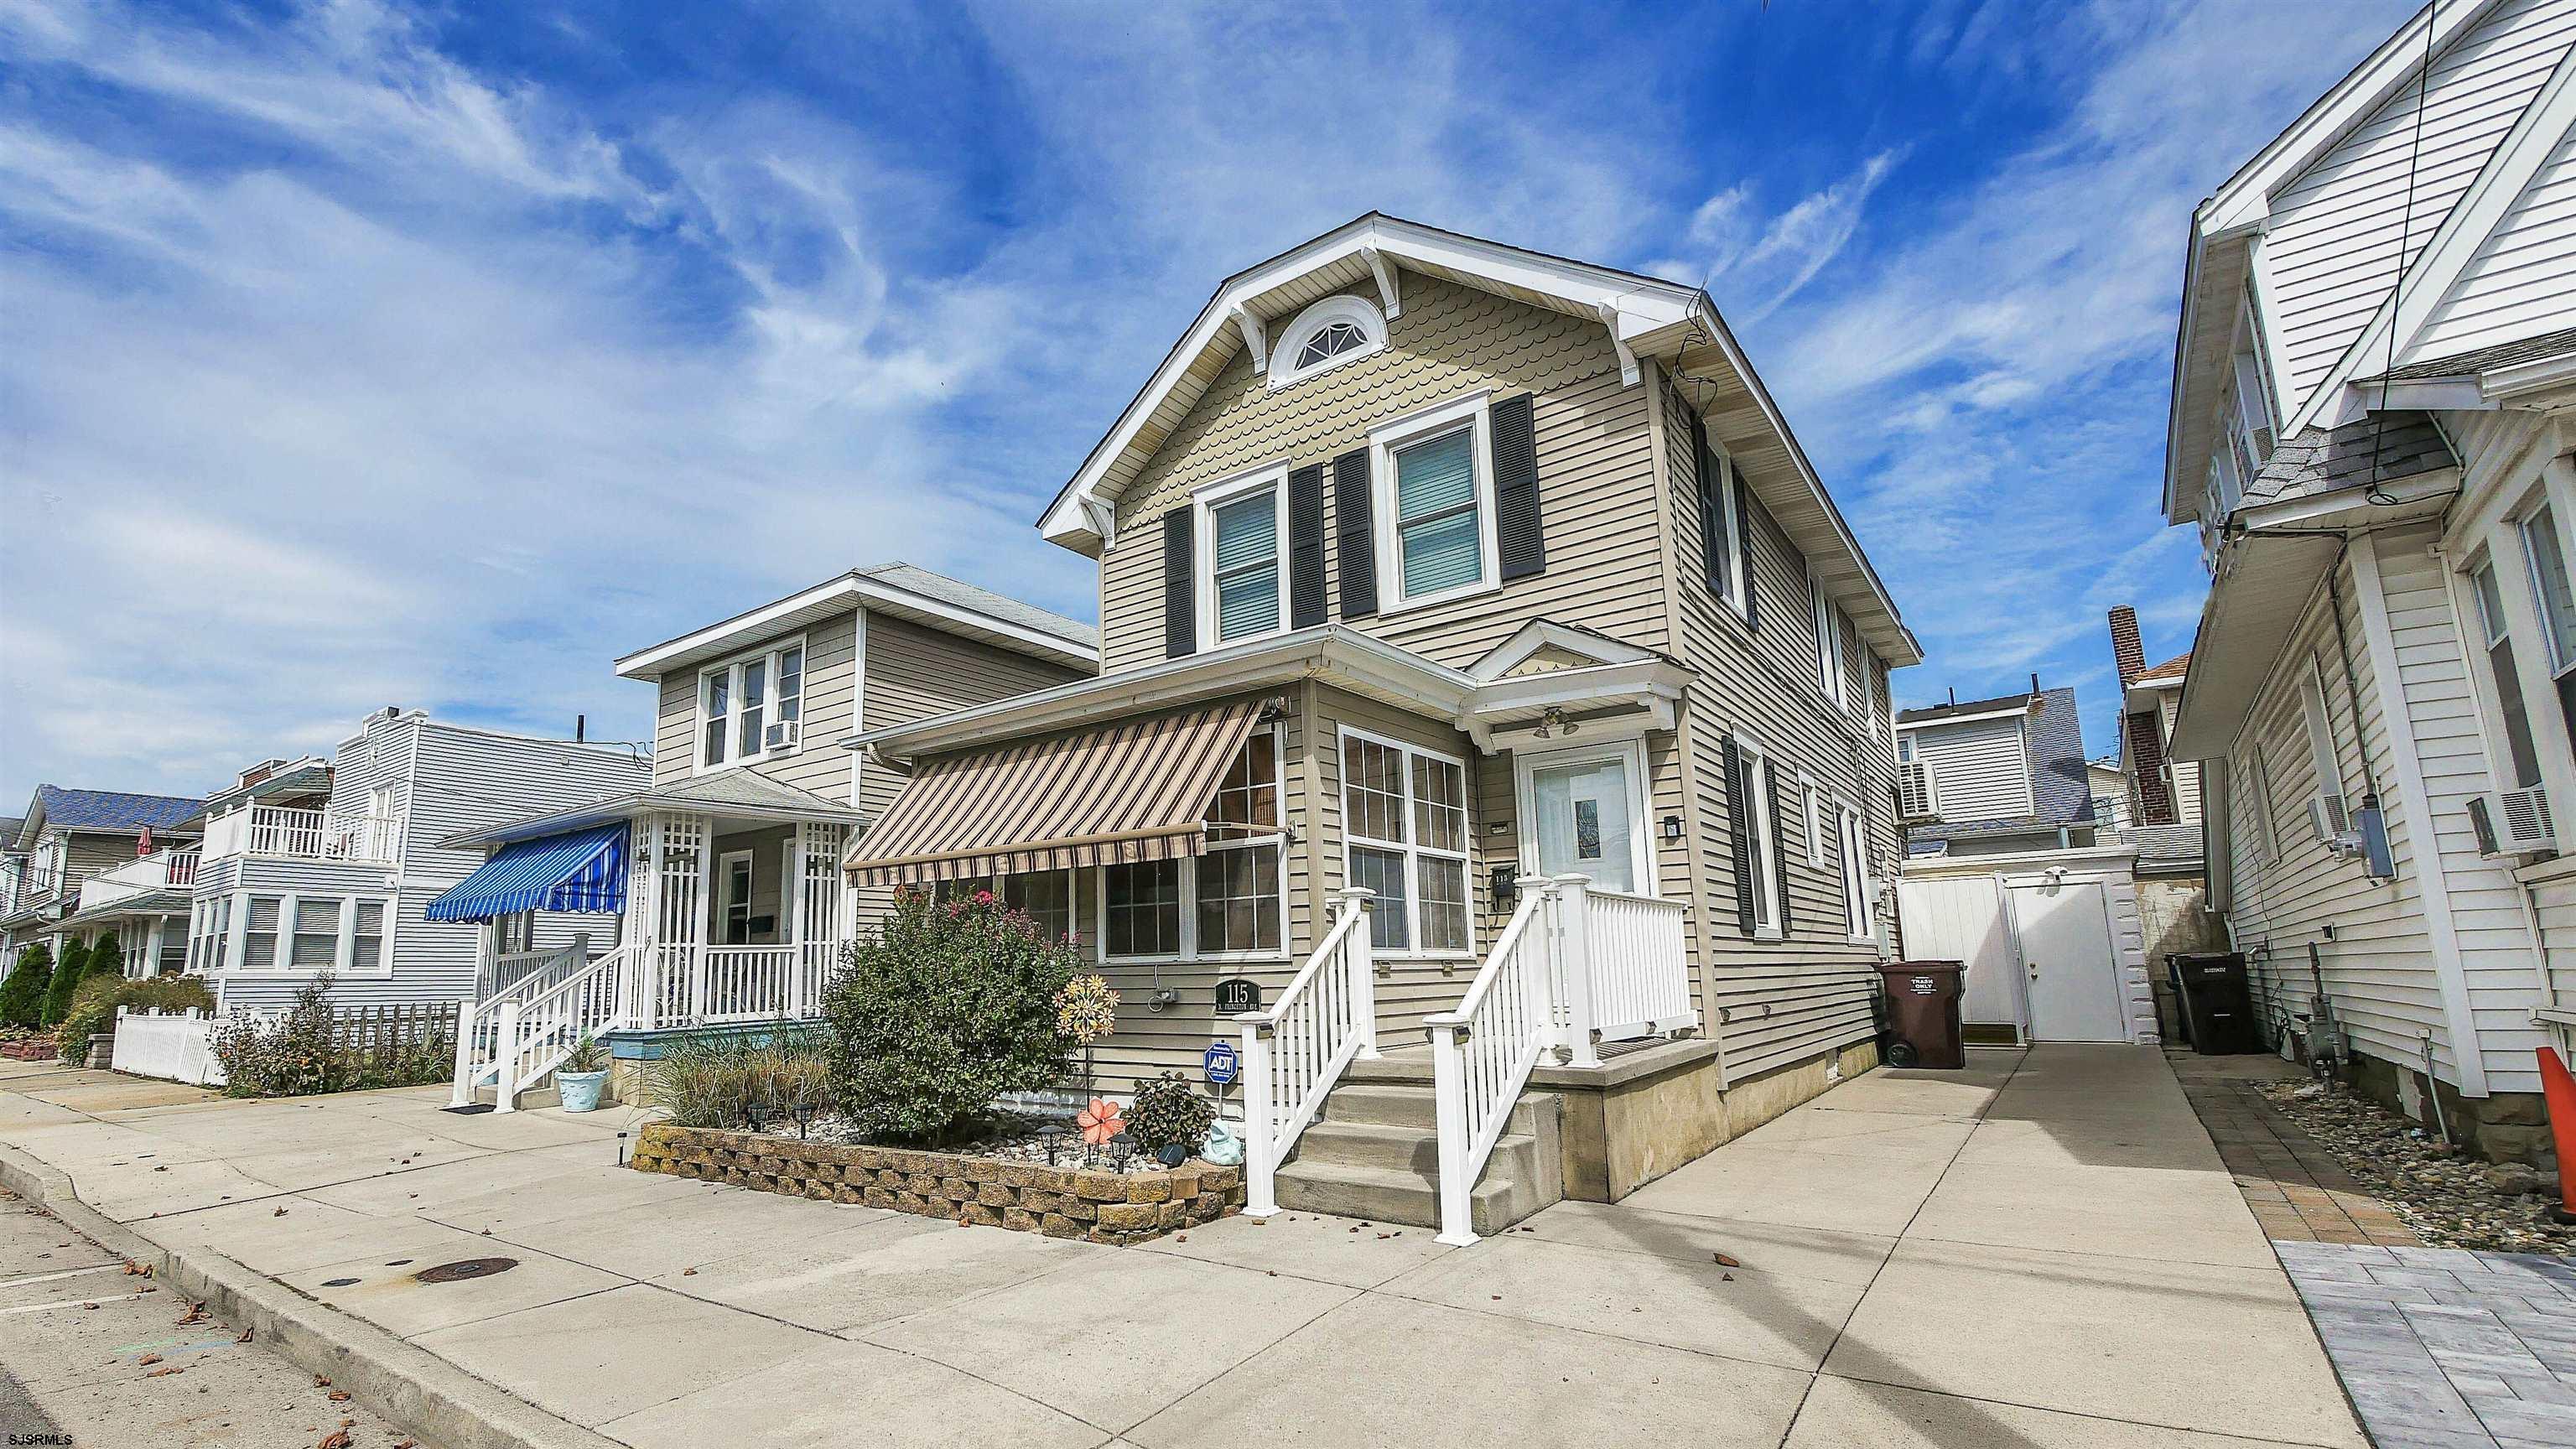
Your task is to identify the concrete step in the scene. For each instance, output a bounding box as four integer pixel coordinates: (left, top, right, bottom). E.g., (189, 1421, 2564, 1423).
(1272, 1081, 1564, 1235)
(469, 1079, 561, 1110)
(1317, 1082, 1555, 1136)
(1271, 1159, 1525, 1234)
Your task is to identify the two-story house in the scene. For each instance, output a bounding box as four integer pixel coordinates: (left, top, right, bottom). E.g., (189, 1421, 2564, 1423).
(436, 563, 1096, 1108)
(1895, 683, 2096, 857)
(1, 787, 205, 970)
(839, 216, 1919, 1239)
(186, 712, 650, 1013)
(2158, 0, 2576, 1163)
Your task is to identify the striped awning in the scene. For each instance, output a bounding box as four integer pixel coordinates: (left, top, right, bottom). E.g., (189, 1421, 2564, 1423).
(847, 699, 1266, 886)
(425, 823, 628, 922)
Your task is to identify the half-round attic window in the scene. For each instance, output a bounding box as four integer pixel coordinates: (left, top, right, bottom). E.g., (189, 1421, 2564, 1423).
(1268, 294, 1387, 389)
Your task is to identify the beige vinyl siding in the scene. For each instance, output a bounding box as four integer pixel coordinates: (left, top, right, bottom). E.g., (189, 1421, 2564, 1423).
(2163, 698, 2207, 825)
(1659, 372, 1893, 1082)
(1909, 715, 2033, 823)
(2408, 119, 2576, 361)
(651, 609, 859, 801)
(847, 614, 1093, 922)
(2259, 0, 2576, 413)
(1096, 275, 1668, 674)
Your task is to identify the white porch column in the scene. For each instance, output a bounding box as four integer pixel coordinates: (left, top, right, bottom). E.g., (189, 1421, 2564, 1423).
(784, 832, 805, 1019)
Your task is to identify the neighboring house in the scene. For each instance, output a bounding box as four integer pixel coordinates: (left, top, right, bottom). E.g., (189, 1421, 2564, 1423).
(2087, 758, 2130, 831)
(0, 787, 205, 972)
(1895, 683, 2096, 855)
(839, 214, 1919, 1233)
(2105, 609, 2226, 1037)
(2158, 0, 2576, 1163)
(186, 711, 650, 1012)
(437, 563, 1096, 1106)
(1892, 683, 2163, 1046)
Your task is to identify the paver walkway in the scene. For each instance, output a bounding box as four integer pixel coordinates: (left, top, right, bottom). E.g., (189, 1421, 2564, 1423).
(1, 1046, 2368, 1447)
(2171, 1052, 2576, 1448)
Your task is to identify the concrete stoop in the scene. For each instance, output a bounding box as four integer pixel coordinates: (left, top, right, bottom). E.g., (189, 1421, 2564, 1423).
(465, 1079, 561, 1111)
(1273, 1076, 1564, 1236)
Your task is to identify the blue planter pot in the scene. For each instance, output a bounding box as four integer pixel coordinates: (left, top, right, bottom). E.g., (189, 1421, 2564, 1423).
(558, 1070, 609, 1113)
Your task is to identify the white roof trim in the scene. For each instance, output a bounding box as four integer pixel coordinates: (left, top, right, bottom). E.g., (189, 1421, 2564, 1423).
(1466, 619, 1660, 681)
(1894, 703, 2031, 731)
(614, 571, 1097, 679)
(2287, 43, 2576, 437)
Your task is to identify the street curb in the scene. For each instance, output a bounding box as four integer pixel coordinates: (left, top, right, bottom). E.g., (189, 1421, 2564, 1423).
(0, 1140, 621, 1449)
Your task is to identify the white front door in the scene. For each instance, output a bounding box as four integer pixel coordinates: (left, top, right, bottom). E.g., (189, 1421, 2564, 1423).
(1519, 742, 1649, 895)
(2008, 880, 2127, 1042)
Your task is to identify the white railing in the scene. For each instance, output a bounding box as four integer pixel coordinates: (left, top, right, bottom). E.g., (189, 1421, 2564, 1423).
(111, 1007, 225, 1086)
(77, 847, 201, 911)
(203, 806, 402, 865)
(1238, 889, 1379, 1218)
(1570, 888, 1695, 1061)
(1426, 882, 1560, 1245)
(482, 937, 593, 1001)
(449, 943, 636, 1113)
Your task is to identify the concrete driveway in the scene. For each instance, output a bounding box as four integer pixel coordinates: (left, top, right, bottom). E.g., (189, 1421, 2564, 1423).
(0, 1046, 2366, 1448)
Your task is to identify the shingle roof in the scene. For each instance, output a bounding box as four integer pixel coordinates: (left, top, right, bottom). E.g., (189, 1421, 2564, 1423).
(23, 787, 205, 843)
(2133, 653, 2189, 683)
(859, 563, 1099, 651)
(2124, 823, 2207, 872)
(0, 818, 23, 854)
(1909, 687, 2094, 842)
(2367, 326, 2576, 382)
(2243, 413, 2455, 504)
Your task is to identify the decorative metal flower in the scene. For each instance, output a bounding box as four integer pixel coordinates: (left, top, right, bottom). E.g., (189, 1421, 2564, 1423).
(1076, 1097, 1124, 1146)
(1055, 974, 1119, 1045)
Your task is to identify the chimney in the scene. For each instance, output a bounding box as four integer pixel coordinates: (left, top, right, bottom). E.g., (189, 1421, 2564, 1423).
(2109, 606, 2146, 688)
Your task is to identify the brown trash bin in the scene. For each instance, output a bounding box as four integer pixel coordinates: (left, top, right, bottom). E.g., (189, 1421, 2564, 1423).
(1876, 961, 1966, 1070)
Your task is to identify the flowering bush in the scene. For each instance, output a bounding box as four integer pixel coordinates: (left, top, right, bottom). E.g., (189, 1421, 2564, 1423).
(823, 886, 1083, 1145)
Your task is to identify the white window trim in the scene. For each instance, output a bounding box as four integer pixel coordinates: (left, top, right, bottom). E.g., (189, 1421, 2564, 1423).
(1369, 391, 1502, 615)
(2298, 657, 2345, 834)
(1834, 797, 1873, 943)
(718, 849, 756, 943)
(225, 891, 395, 978)
(1736, 734, 1784, 940)
(1268, 293, 1388, 390)
(1193, 464, 1291, 648)
(1706, 444, 1751, 623)
(693, 633, 809, 776)
(1810, 579, 1846, 709)
(1798, 771, 1826, 869)
(1098, 724, 1291, 965)
(1339, 723, 1478, 958)
(1511, 737, 1657, 900)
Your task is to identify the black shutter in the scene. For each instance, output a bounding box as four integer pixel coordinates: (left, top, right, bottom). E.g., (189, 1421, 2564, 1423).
(1722, 735, 1756, 936)
(1332, 449, 1377, 620)
(1735, 475, 1761, 634)
(1162, 509, 1196, 659)
(1692, 415, 1727, 599)
(1773, 754, 1796, 934)
(1492, 393, 1545, 581)
(1289, 464, 1327, 629)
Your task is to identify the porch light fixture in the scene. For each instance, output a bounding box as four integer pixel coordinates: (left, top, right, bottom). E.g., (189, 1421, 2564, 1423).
(1661, 815, 1684, 841)
(1533, 706, 1578, 739)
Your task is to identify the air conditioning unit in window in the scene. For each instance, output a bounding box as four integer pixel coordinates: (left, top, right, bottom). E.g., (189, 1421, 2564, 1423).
(1897, 761, 1939, 822)
(2309, 793, 2361, 854)
(2467, 786, 2557, 857)
(764, 720, 800, 750)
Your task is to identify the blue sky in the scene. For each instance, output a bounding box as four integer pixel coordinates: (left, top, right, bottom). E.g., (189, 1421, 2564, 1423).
(0, 0, 2420, 806)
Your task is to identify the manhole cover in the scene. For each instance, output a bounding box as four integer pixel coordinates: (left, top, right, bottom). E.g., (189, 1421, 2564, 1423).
(322, 1277, 361, 1287)
(413, 1258, 517, 1284)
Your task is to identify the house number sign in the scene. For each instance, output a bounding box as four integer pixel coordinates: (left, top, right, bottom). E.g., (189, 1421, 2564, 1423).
(1214, 977, 1262, 1015)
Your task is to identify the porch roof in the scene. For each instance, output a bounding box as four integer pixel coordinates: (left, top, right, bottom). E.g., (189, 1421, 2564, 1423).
(844, 698, 1270, 886)
(439, 771, 862, 849)
(62, 888, 189, 926)
(426, 822, 628, 922)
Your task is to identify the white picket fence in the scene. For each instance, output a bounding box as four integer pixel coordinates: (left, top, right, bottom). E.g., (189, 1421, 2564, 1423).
(110, 1008, 226, 1087)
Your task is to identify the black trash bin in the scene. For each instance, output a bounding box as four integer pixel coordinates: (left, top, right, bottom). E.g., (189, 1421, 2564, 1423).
(1876, 961, 1966, 1070)
(2170, 952, 2263, 1054)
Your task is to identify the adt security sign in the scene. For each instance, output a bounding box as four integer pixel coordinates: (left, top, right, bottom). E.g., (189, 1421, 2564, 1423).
(1202, 1041, 1240, 1088)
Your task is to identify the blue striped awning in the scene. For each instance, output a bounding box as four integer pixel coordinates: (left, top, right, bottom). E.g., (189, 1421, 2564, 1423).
(425, 823, 628, 922)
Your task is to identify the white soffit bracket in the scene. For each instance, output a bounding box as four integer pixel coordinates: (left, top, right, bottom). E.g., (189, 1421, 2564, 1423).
(1596, 301, 1641, 387)
(1229, 304, 1268, 373)
(1359, 246, 1401, 319)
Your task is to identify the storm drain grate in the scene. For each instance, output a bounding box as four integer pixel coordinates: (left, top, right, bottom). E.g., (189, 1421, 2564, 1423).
(413, 1258, 517, 1285)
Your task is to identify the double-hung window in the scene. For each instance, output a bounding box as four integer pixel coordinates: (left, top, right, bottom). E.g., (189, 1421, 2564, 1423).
(699, 638, 806, 771)
(1835, 801, 1871, 941)
(288, 897, 337, 971)
(1735, 739, 1783, 937)
(1811, 579, 1846, 708)
(1371, 394, 1498, 610)
(1195, 467, 1288, 645)
(934, 872, 1075, 943)
(2473, 559, 2545, 789)
(352, 900, 387, 973)
(1698, 430, 1749, 621)
(2520, 505, 2576, 749)
(1800, 774, 1826, 868)
(1099, 727, 1286, 962)
(243, 896, 281, 969)
(1341, 728, 1472, 954)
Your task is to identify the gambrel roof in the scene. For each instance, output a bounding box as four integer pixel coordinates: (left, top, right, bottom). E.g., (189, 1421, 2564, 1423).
(1036, 213, 1921, 666)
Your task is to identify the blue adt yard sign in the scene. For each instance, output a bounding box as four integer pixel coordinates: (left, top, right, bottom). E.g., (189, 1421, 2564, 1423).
(1202, 1041, 1239, 1087)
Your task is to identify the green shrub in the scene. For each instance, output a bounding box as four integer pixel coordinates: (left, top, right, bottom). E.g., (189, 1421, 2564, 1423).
(823, 888, 1083, 1145)
(0, 944, 54, 1028)
(650, 1028, 831, 1135)
(1124, 1071, 1216, 1161)
(41, 934, 118, 1028)
(209, 976, 342, 1096)
(55, 975, 216, 1062)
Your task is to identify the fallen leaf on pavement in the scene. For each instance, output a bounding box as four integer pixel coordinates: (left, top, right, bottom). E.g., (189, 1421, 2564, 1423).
(148, 1366, 183, 1378)
(236, 1327, 254, 1343)
(138, 1355, 162, 1366)
(1713, 1252, 1740, 1267)
(328, 1390, 351, 1402)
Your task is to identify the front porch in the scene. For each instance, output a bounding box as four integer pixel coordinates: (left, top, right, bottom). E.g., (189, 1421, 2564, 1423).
(430, 772, 861, 1109)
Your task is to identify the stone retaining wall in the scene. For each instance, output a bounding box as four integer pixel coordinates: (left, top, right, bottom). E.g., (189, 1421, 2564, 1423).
(629, 1124, 1243, 1244)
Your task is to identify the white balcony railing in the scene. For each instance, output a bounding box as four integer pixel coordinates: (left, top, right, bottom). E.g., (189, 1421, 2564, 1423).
(201, 806, 401, 865)
(76, 847, 201, 912)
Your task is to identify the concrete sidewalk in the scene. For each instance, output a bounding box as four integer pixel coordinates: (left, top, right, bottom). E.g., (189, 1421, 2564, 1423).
(0, 1046, 2367, 1448)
